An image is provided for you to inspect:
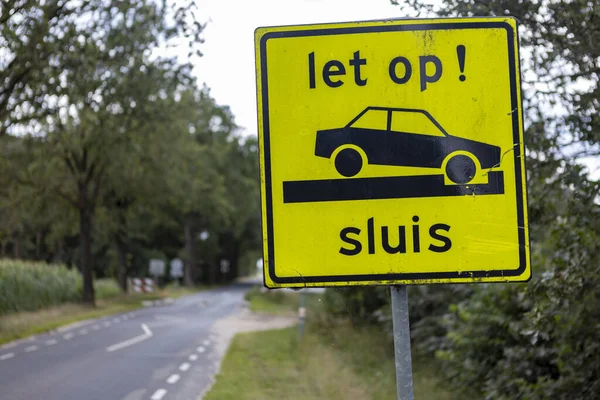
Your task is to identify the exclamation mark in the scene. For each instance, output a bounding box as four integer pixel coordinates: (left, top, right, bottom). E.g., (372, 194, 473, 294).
(457, 45, 466, 82)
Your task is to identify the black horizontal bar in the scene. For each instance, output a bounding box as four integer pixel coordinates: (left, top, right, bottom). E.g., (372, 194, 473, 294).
(283, 171, 504, 203)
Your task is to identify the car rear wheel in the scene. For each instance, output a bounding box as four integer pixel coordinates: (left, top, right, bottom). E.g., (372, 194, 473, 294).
(335, 148, 363, 177)
(445, 154, 477, 184)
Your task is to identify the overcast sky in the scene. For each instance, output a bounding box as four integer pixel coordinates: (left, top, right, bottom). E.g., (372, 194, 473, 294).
(193, 0, 402, 136)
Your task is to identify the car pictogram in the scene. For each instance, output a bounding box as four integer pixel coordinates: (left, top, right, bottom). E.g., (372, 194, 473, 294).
(314, 107, 501, 184)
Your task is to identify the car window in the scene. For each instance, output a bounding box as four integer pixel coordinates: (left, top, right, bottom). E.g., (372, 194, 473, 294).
(350, 109, 388, 130)
(390, 111, 444, 137)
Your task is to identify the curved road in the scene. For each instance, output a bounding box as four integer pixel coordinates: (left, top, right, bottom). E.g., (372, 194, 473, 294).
(0, 284, 251, 400)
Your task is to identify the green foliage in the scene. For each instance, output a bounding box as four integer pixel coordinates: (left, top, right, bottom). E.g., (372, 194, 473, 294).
(383, 2, 600, 399)
(0, 0, 203, 135)
(93, 279, 121, 300)
(0, 0, 261, 304)
(322, 284, 474, 356)
(0, 258, 123, 315)
(323, 287, 390, 324)
(245, 287, 301, 315)
(407, 284, 474, 355)
(0, 259, 80, 314)
(437, 175, 600, 399)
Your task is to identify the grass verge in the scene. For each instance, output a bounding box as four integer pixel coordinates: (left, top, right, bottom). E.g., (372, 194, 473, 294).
(0, 285, 202, 345)
(206, 288, 456, 400)
(244, 287, 302, 315)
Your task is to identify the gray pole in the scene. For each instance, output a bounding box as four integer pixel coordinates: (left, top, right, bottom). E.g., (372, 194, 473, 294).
(391, 285, 414, 400)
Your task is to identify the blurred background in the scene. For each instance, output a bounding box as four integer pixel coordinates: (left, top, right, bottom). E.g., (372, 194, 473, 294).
(1, 1, 600, 400)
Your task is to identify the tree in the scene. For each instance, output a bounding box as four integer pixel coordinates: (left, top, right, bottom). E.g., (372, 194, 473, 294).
(391, 1, 600, 163)
(161, 87, 235, 286)
(0, 0, 203, 136)
(1, 0, 203, 304)
(214, 136, 261, 283)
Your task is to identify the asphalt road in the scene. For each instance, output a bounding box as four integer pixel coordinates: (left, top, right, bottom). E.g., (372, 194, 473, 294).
(0, 284, 252, 400)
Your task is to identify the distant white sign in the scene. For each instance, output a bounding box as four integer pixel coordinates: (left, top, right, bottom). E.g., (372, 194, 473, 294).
(220, 259, 230, 274)
(170, 258, 184, 278)
(199, 231, 210, 241)
(149, 259, 166, 277)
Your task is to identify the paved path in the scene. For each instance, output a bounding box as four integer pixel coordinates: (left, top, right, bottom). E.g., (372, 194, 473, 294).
(0, 284, 251, 400)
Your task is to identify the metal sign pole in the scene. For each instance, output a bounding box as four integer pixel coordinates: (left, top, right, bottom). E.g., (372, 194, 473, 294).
(391, 285, 414, 400)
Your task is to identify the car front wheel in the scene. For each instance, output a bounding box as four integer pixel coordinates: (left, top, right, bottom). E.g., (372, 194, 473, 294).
(445, 154, 477, 184)
(335, 148, 363, 177)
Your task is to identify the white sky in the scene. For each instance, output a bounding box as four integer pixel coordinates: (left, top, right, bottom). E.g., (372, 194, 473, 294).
(193, 0, 401, 136)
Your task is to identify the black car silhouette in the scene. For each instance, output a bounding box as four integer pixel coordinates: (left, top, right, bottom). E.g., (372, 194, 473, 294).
(315, 107, 501, 184)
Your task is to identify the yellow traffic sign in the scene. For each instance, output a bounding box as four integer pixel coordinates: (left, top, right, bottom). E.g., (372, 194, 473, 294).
(255, 17, 530, 288)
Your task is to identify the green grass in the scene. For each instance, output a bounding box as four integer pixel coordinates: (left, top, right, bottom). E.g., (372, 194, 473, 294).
(0, 259, 126, 316)
(244, 287, 301, 315)
(94, 278, 122, 299)
(161, 284, 207, 299)
(206, 289, 457, 400)
(0, 259, 81, 314)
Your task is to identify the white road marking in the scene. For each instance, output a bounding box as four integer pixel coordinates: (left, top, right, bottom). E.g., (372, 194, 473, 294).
(92, 324, 101, 330)
(122, 316, 128, 320)
(203, 340, 210, 346)
(196, 346, 205, 353)
(79, 329, 88, 335)
(56, 321, 90, 333)
(106, 324, 152, 352)
(166, 374, 180, 384)
(188, 354, 198, 361)
(0, 353, 15, 360)
(63, 333, 74, 340)
(113, 318, 120, 323)
(150, 389, 167, 400)
(1, 342, 17, 350)
(45, 339, 58, 346)
(179, 362, 190, 371)
(25, 345, 38, 352)
(103, 321, 111, 327)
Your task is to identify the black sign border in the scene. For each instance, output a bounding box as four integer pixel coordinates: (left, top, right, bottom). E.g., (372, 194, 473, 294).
(258, 19, 530, 286)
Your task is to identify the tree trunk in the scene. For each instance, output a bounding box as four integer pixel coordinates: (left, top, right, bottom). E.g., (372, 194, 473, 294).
(208, 261, 218, 286)
(217, 232, 240, 283)
(53, 240, 64, 264)
(35, 231, 42, 260)
(228, 244, 240, 282)
(115, 235, 128, 293)
(183, 214, 195, 287)
(13, 237, 20, 259)
(79, 203, 95, 305)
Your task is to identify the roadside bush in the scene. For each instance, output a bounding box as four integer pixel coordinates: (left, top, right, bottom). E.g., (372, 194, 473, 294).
(245, 286, 286, 304)
(95, 278, 121, 300)
(407, 284, 474, 355)
(437, 180, 600, 400)
(0, 259, 80, 315)
(322, 285, 473, 350)
(323, 287, 389, 324)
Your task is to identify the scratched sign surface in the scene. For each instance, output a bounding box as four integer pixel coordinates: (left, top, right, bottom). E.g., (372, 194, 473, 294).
(255, 17, 530, 288)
